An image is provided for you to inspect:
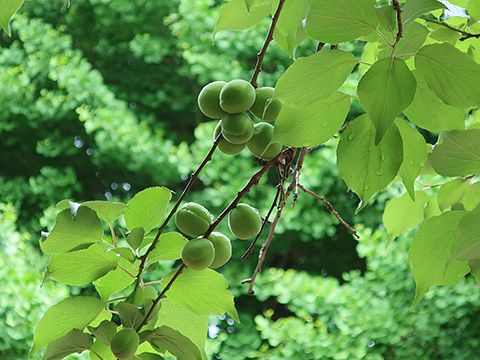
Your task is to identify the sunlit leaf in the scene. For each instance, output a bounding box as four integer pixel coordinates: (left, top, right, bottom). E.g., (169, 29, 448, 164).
(143, 326, 201, 360)
(214, 0, 271, 36)
(147, 232, 188, 263)
(402, 0, 446, 28)
(0, 0, 24, 36)
(42, 329, 93, 360)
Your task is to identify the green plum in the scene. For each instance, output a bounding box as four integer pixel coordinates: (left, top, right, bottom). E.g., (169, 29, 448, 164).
(175, 202, 213, 237)
(110, 328, 139, 360)
(228, 203, 262, 240)
(250, 87, 283, 121)
(197, 81, 228, 119)
(221, 113, 254, 144)
(181, 238, 215, 270)
(247, 122, 282, 161)
(207, 232, 232, 268)
(214, 121, 246, 155)
(219, 79, 256, 114)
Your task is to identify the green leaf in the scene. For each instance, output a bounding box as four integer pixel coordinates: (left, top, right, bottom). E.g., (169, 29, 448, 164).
(30, 296, 105, 355)
(147, 232, 189, 263)
(376, 5, 396, 33)
(214, 0, 271, 37)
(157, 299, 208, 359)
(163, 268, 239, 322)
(402, 0, 446, 28)
(144, 326, 201, 360)
(468, 1, 480, 19)
(424, 196, 442, 219)
(108, 247, 136, 264)
(274, 50, 358, 109)
(408, 211, 470, 307)
(137, 353, 165, 360)
(273, 0, 311, 57)
(245, 0, 272, 13)
(47, 243, 118, 285)
(461, 181, 480, 211)
(127, 227, 145, 251)
(449, 204, 480, 263)
(430, 129, 480, 176)
(273, 92, 351, 147)
(89, 339, 116, 360)
(304, 0, 378, 43)
(404, 71, 466, 132)
(94, 256, 137, 301)
(0, 0, 24, 36)
(415, 43, 480, 108)
(378, 22, 429, 58)
(437, 179, 469, 211)
(40, 206, 104, 254)
(469, 259, 480, 285)
(82, 201, 128, 224)
(42, 329, 93, 360)
(383, 191, 428, 244)
(114, 302, 145, 329)
(395, 119, 428, 199)
(337, 114, 404, 210)
(87, 320, 117, 346)
(124, 187, 172, 234)
(357, 57, 416, 144)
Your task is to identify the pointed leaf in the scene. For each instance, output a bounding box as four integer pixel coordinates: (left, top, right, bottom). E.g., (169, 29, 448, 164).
(273, 92, 351, 146)
(30, 296, 105, 355)
(42, 329, 93, 360)
(461, 181, 480, 211)
(82, 201, 129, 224)
(376, 5, 396, 33)
(144, 326, 201, 360)
(415, 43, 480, 108)
(147, 232, 189, 263)
(357, 57, 416, 144)
(115, 302, 145, 329)
(275, 50, 358, 109)
(127, 227, 145, 251)
(40, 206, 104, 254)
(305, 0, 378, 43)
(214, 0, 271, 36)
(0, 0, 24, 36)
(408, 211, 470, 307)
(87, 320, 117, 346)
(402, 0, 446, 28)
(125, 187, 172, 234)
(430, 129, 480, 176)
(94, 257, 137, 301)
(163, 268, 239, 322)
(449, 204, 480, 262)
(437, 179, 469, 211)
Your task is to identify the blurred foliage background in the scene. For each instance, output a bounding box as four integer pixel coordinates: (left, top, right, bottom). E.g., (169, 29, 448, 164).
(1, 0, 480, 359)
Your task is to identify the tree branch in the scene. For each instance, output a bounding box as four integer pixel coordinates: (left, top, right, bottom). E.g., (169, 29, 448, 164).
(420, 16, 480, 41)
(391, 0, 403, 56)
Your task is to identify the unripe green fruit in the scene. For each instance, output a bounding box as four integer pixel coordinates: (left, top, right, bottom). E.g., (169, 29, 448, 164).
(214, 121, 246, 155)
(247, 122, 282, 161)
(250, 87, 283, 121)
(219, 79, 256, 114)
(207, 232, 232, 268)
(198, 81, 228, 119)
(175, 202, 213, 237)
(182, 238, 215, 270)
(228, 203, 262, 240)
(221, 113, 254, 144)
(110, 328, 139, 360)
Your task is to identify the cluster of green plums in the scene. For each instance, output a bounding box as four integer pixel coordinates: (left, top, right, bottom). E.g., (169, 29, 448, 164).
(198, 79, 283, 160)
(175, 202, 263, 270)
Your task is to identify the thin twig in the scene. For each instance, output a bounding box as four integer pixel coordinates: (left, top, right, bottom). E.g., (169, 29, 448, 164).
(250, 0, 286, 88)
(420, 16, 480, 41)
(291, 147, 309, 207)
(316, 42, 325, 52)
(391, 0, 403, 57)
(298, 184, 359, 239)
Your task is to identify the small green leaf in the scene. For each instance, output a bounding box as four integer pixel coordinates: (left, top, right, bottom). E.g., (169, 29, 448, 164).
(437, 179, 469, 211)
(137, 353, 165, 360)
(87, 320, 117, 346)
(275, 50, 358, 109)
(124, 187, 172, 234)
(114, 302, 145, 329)
(42, 329, 93, 360)
(469, 259, 480, 285)
(89, 339, 116, 360)
(107, 247, 136, 264)
(424, 196, 442, 219)
(415, 43, 480, 108)
(273, 92, 351, 147)
(147, 232, 189, 263)
(357, 57, 416, 144)
(376, 5, 396, 33)
(163, 268, 239, 322)
(47, 243, 118, 285)
(82, 201, 129, 224)
(305, 0, 378, 43)
(449, 204, 480, 262)
(395, 119, 428, 199)
(337, 114, 403, 210)
(0, 0, 24, 36)
(461, 181, 480, 211)
(127, 227, 145, 251)
(404, 71, 466, 132)
(40, 206, 104, 254)
(30, 296, 105, 355)
(144, 326, 202, 360)
(402, 0, 446, 28)
(94, 257, 137, 301)
(430, 129, 480, 176)
(408, 211, 470, 307)
(214, 0, 271, 37)
(378, 22, 429, 58)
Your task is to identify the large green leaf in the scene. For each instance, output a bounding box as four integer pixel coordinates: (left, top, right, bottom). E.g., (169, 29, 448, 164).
(337, 114, 403, 210)
(0, 0, 24, 36)
(214, 0, 271, 36)
(274, 50, 358, 109)
(357, 57, 416, 144)
(82, 201, 128, 224)
(395, 119, 428, 199)
(304, 0, 378, 43)
(30, 296, 105, 355)
(40, 206, 104, 254)
(94, 256, 137, 301)
(449, 204, 480, 263)
(124, 187, 172, 234)
(415, 43, 480, 108)
(408, 211, 470, 307)
(47, 243, 118, 285)
(147, 232, 189, 263)
(402, 0, 446, 28)
(143, 326, 201, 360)
(273, 92, 351, 146)
(42, 329, 93, 360)
(430, 130, 480, 176)
(163, 268, 239, 322)
(404, 71, 466, 132)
